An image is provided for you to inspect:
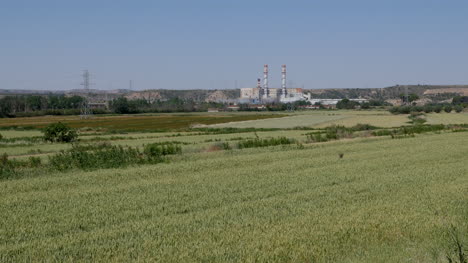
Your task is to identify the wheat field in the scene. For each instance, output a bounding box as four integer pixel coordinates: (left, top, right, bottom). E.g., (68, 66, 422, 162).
(1, 132, 467, 262)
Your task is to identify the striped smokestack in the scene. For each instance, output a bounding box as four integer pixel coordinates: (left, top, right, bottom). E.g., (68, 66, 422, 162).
(281, 64, 287, 98)
(263, 64, 269, 98)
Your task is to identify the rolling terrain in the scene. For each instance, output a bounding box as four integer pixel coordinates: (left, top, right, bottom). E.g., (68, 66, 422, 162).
(1, 85, 467, 103)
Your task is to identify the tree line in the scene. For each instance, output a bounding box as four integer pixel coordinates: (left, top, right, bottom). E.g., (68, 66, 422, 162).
(0, 95, 85, 117)
(388, 96, 467, 114)
(109, 97, 225, 114)
(1, 94, 466, 118)
(0, 95, 228, 117)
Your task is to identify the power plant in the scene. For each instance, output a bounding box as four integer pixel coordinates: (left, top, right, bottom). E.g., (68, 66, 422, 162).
(240, 65, 307, 103)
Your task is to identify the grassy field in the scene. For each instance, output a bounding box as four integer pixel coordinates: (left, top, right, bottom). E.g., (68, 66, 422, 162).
(1, 110, 467, 262)
(1, 111, 466, 132)
(208, 111, 468, 129)
(0, 110, 467, 160)
(426, 112, 468, 125)
(207, 111, 408, 128)
(0, 113, 286, 131)
(1, 132, 467, 262)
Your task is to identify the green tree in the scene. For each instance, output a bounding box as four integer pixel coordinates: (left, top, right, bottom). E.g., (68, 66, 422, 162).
(26, 96, 46, 111)
(336, 99, 360, 109)
(0, 98, 12, 117)
(452, 96, 468, 105)
(399, 93, 419, 103)
(110, 97, 131, 114)
(43, 122, 78, 143)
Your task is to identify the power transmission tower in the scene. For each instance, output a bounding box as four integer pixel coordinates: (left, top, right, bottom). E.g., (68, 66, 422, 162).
(405, 86, 409, 105)
(80, 70, 93, 119)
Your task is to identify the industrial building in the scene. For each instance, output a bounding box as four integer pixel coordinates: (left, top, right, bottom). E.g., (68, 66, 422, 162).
(239, 65, 308, 103)
(239, 65, 369, 107)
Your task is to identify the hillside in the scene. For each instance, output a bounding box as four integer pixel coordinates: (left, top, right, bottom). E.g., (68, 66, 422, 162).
(306, 85, 468, 100)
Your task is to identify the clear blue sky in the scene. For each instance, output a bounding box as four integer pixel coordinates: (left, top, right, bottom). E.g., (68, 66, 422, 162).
(2, 0, 468, 90)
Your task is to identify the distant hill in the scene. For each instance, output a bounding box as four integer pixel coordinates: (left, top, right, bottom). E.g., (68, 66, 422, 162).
(1, 85, 467, 104)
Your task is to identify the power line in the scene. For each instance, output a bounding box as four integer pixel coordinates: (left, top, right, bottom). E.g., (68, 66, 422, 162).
(80, 69, 93, 119)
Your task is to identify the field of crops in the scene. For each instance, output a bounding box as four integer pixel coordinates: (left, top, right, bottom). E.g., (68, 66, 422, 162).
(1, 110, 467, 262)
(425, 112, 468, 125)
(1, 132, 467, 262)
(208, 110, 468, 129)
(0, 113, 286, 131)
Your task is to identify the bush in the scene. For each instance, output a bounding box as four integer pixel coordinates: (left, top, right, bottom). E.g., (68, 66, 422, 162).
(49, 145, 145, 171)
(28, 157, 41, 168)
(371, 129, 393, 136)
(409, 112, 426, 124)
(389, 107, 400, 114)
(423, 105, 433, 113)
(237, 137, 295, 149)
(398, 106, 412, 114)
(307, 133, 329, 142)
(0, 153, 27, 179)
(444, 105, 453, 113)
(0, 133, 2, 140)
(434, 105, 443, 113)
(221, 142, 231, 150)
(0, 153, 14, 178)
(144, 143, 182, 160)
(360, 102, 370, 109)
(305, 124, 376, 143)
(454, 105, 463, 113)
(351, 123, 378, 131)
(336, 99, 360, 109)
(372, 124, 446, 138)
(43, 122, 78, 143)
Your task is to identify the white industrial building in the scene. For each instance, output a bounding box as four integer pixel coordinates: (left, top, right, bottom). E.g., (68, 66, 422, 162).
(239, 65, 308, 103)
(239, 65, 369, 106)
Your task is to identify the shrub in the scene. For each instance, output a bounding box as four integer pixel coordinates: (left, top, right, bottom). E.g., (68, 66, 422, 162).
(49, 145, 145, 171)
(371, 129, 393, 136)
(237, 137, 295, 149)
(398, 106, 412, 114)
(351, 123, 378, 131)
(0, 133, 2, 140)
(389, 107, 400, 114)
(408, 112, 427, 125)
(144, 143, 182, 160)
(221, 142, 231, 150)
(360, 102, 370, 109)
(305, 124, 373, 143)
(307, 133, 329, 142)
(454, 105, 463, 113)
(324, 125, 354, 139)
(423, 105, 433, 113)
(0, 153, 20, 179)
(43, 122, 78, 143)
(28, 157, 41, 168)
(372, 124, 446, 138)
(444, 105, 453, 113)
(434, 105, 443, 113)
